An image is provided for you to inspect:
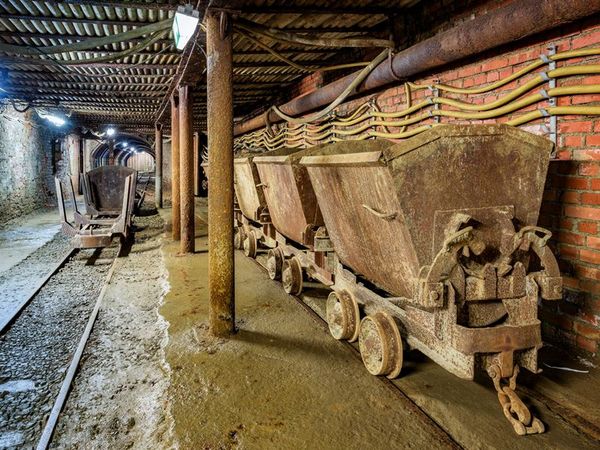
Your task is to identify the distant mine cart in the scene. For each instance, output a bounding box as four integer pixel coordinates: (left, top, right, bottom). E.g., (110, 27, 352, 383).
(56, 166, 137, 249)
(234, 124, 562, 436)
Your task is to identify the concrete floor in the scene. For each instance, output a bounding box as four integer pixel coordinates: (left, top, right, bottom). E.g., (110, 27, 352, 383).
(0, 208, 60, 274)
(157, 200, 599, 449)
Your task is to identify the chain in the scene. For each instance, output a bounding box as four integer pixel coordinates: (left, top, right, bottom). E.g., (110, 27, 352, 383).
(488, 364, 545, 435)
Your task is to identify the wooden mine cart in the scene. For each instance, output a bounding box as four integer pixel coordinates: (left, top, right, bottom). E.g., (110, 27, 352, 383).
(56, 166, 137, 249)
(299, 125, 562, 435)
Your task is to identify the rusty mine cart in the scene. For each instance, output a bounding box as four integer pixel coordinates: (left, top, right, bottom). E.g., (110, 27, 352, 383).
(55, 166, 137, 249)
(233, 124, 562, 435)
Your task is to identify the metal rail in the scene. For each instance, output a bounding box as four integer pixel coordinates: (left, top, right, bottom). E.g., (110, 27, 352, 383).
(36, 247, 122, 450)
(0, 248, 77, 335)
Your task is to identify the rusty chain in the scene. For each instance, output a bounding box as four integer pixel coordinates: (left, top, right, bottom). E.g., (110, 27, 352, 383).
(488, 364, 545, 435)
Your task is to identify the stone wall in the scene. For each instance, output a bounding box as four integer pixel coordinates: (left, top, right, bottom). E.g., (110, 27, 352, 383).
(0, 106, 62, 224)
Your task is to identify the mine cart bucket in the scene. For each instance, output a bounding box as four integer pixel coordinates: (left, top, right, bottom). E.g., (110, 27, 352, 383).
(234, 152, 269, 223)
(301, 125, 556, 301)
(253, 143, 391, 247)
(83, 166, 137, 215)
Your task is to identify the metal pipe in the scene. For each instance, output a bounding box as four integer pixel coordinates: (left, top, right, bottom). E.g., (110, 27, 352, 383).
(207, 11, 235, 337)
(179, 84, 195, 254)
(171, 95, 181, 241)
(234, 0, 600, 136)
(155, 124, 163, 208)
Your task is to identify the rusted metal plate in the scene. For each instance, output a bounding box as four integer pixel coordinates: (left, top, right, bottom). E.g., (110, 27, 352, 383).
(233, 155, 266, 222)
(253, 146, 325, 246)
(85, 166, 137, 212)
(302, 125, 553, 298)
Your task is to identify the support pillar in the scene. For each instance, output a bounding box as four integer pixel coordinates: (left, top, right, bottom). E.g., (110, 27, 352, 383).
(179, 85, 195, 253)
(193, 131, 200, 197)
(207, 11, 235, 336)
(155, 124, 163, 209)
(171, 95, 181, 240)
(68, 133, 82, 194)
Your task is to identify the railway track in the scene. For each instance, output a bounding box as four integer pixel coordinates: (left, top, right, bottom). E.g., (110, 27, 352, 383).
(0, 243, 123, 449)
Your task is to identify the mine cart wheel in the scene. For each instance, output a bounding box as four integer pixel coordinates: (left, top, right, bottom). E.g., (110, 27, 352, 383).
(243, 231, 258, 258)
(326, 290, 360, 342)
(358, 312, 403, 379)
(267, 248, 284, 280)
(234, 227, 246, 250)
(282, 256, 303, 295)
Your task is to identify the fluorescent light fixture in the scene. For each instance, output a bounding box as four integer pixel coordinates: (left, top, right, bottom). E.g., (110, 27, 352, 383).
(37, 111, 66, 126)
(106, 127, 116, 137)
(173, 5, 200, 50)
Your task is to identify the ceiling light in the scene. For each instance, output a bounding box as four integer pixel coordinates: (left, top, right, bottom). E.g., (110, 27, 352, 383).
(37, 111, 66, 126)
(173, 5, 200, 50)
(106, 127, 116, 137)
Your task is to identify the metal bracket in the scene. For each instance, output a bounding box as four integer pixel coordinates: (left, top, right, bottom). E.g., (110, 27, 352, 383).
(432, 84, 441, 123)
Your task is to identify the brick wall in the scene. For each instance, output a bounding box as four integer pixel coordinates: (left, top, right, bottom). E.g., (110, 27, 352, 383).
(0, 106, 61, 224)
(254, 6, 600, 358)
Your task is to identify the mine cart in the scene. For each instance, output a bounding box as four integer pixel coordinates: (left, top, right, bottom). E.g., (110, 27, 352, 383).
(250, 145, 345, 293)
(56, 166, 137, 249)
(232, 150, 288, 259)
(300, 125, 562, 435)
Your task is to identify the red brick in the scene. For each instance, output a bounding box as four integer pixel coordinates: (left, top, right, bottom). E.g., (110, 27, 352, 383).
(563, 276, 580, 289)
(481, 58, 508, 72)
(559, 244, 580, 260)
(574, 321, 600, 340)
(581, 280, 600, 295)
(582, 192, 600, 205)
(587, 135, 600, 146)
(457, 65, 481, 78)
(560, 191, 580, 203)
(579, 162, 600, 176)
(578, 221, 598, 234)
(562, 176, 589, 190)
(557, 231, 585, 246)
(560, 121, 593, 133)
(574, 264, 600, 281)
(576, 335, 598, 354)
(572, 31, 600, 49)
(565, 205, 600, 220)
(573, 149, 600, 161)
(581, 249, 600, 264)
(564, 136, 583, 147)
(560, 218, 574, 230)
(588, 235, 600, 250)
(593, 179, 600, 191)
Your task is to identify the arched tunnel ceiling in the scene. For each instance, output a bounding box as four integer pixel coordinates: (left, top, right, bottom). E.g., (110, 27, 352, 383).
(91, 132, 154, 165)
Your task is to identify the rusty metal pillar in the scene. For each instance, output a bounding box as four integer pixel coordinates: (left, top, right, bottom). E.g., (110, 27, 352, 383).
(193, 131, 200, 196)
(207, 11, 235, 336)
(69, 133, 81, 194)
(171, 94, 181, 241)
(155, 124, 163, 209)
(179, 84, 195, 254)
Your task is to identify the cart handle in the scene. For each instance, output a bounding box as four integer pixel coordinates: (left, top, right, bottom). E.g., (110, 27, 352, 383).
(362, 204, 397, 221)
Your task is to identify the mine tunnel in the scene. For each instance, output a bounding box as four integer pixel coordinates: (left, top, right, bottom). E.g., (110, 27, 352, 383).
(0, 0, 599, 448)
